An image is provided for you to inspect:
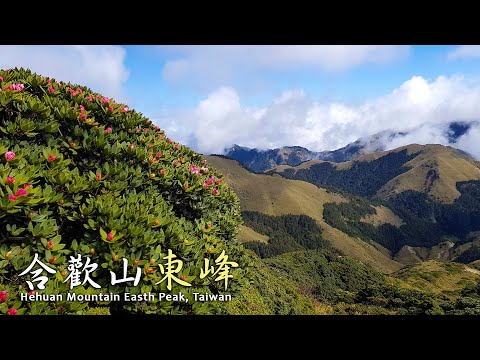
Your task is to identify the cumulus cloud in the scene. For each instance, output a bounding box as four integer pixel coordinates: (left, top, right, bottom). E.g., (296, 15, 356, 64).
(0, 45, 129, 101)
(160, 45, 410, 90)
(456, 123, 480, 159)
(157, 74, 480, 158)
(448, 45, 480, 60)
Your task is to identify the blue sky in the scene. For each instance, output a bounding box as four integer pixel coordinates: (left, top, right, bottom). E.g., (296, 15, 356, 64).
(122, 45, 475, 109)
(1, 45, 480, 158)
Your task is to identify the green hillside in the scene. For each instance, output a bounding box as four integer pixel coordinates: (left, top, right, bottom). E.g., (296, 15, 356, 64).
(273, 144, 480, 203)
(206, 155, 402, 273)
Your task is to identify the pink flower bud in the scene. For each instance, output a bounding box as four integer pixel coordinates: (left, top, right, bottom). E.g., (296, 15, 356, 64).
(5, 151, 15, 161)
(15, 188, 27, 197)
(6, 308, 16, 315)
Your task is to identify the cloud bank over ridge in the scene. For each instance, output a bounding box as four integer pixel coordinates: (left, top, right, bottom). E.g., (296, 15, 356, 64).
(158, 74, 480, 159)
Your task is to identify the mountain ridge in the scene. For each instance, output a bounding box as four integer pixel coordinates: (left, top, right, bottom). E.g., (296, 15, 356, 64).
(223, 121, 479, 173)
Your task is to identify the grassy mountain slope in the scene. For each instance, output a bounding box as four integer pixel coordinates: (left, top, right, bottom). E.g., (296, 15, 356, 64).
(377, 145, 480, 203)
(273, 144, 480, 203)
(238, 225, 269, 244)
(207, 155, 402, 273)
(395, 260, 480, 295)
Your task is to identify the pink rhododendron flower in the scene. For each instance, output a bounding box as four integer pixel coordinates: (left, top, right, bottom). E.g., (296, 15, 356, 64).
(130, 143, 135, 150)
(9, 83, 24, 91)
(108, 107, 113, 112)
(144, 128, 149, 133)
(156, 153, 162, 158)
(77, 89, 83, 94)
(86, 96, 93, 101)
(154, 125, 159, 131)
(48, 87, 55, 94)
(48, 155, 57, 162)
(102, 97, 109, 104)
(6, 176, 14, 184)
(5, 151, 15, 161)
(79, 114, 87, 120)
(204, 184, 209, 189)
(24, 183, 32, 189)
(15, 188, 27, 197)
(0, 291, 7, 302)
(0, 76, 3, 81)
(189, 165, 199, 174)
(121, 106, 129, 112)
(6, 308, 17, 315)
(215, 180, 221, 185)
(107, 232, 114, 240)
(8, 195, 17, 201)
(104, 127, 112, 133)
(47, 79, 52, 84)
(79, 105, 85, 111)
(213, 189, 219, 195)
(96, 173, 102, 181)
(203, 159, 208, 164)
(200, 166, 208, 173)
(167, 138, 172, 143)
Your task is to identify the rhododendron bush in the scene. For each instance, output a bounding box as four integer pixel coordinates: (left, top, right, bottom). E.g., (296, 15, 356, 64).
(0, 68, 246, 315)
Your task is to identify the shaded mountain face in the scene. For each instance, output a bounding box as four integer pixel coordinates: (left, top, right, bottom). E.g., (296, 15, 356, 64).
(447, 121, 475, 143)
(224, 131, 410, 172)
(224, 141, 376, 173)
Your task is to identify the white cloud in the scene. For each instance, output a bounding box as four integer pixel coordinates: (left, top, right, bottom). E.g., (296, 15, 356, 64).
(160, 45, 410, 90)
(456, 123, 480, 159)
(156, 74, 480, 158)
(448, 45, 480, 60)
(0, 45, 129, 101)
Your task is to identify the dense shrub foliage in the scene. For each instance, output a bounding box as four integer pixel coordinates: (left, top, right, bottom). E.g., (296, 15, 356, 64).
(274, 149, 417, 197)
(242, 211, 330, 258)
(323, 195, 444, 253)
(0, 68, 246, 315)
(259, 249, 450, 314)
(389, 182, 480, 240)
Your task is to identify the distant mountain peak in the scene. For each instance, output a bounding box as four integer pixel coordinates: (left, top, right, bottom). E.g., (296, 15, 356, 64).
(225, 121, 478, 173)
